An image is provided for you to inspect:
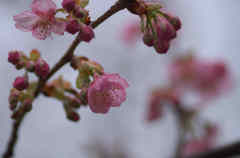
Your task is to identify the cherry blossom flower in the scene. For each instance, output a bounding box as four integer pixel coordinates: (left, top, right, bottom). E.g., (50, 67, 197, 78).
(87, 73, 129, 114)
(169, 55, 231, 100)
(146, 88, 179, 122)
(13, 0, 66, 40)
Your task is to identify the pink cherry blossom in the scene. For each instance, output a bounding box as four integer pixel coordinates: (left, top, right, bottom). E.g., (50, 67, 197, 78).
(87, 73, 129, 114)
(13, 0, 66, 40)
(169, 55, 232, 100)
(122, 21, 141, 45)
(146, 88, 179, 122)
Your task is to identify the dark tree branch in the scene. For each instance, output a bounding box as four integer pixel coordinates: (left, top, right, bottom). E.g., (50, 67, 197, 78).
(185, 141, 240, 158)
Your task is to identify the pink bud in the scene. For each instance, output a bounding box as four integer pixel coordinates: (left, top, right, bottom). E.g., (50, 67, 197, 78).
(67, 111, 80, 122)
(35, 58, 50, 79)
(65, 20, 81, 34)
(74, 6, 87, 19)
(143, 32, 154, 47)
(8, 89, 20, 111)
(8, 51, 20, 65)
(161, 9, 182, 31)
(78, 24, 95, 42)
(22, 99, 33, 112)
(13, 76, 29, 91)
(153, 40, 170, 54)
(26, 61, 35, 72)
(155, 16, 176, 41)
(62, 0, 76, 12)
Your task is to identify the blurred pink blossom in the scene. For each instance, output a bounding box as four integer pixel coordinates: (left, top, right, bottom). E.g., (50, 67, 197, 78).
(13, 0, 66, 40)
(121, 21, 141, 45)
(182, 124, 218, 157)
(169, 55, 232, 100)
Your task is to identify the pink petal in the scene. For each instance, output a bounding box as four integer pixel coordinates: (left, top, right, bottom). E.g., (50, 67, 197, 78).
(13, 11, 39, 32)
(105, 73, 129, 88)
(31, 0, 56, 16)
(32, 24, 51, 40)
(51, 20, 66, 35)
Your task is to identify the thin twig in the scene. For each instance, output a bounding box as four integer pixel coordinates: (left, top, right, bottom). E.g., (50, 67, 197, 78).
(185, 141, 240, 158)
(2, 1, 126, 158)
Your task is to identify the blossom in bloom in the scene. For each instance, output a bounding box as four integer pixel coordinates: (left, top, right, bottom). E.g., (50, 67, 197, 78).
(35, 58, 50, 78)
(87, 73, 129, 114)
(146, 88, 179, 122)
(182, 124, 218, 157)
(169, 55, 231, 100)
(13, 76, 29, 91)
(13, 0, 66, 40)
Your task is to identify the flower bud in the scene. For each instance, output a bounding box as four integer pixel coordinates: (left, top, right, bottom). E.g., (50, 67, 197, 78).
(26, 61, 35, 72)
(35, 58, 50, 79)
(143, 30, 154, 47)
(22, 99, 33, 112)
(68, 96, 82, 108)
(160, 9, 182, 31)
(8, 51, 20, 65)
(67, 111, 80, 122)
(153, 40, 170, 54)
(62, 0, 76, 12)
(65, 20, 81, 34)
(74, 6, 87, 19)
(13, 76, 29, 91)
(78, 24, 94, 42)
(15, 60, 25, 70)
(8, 89, 20, 111)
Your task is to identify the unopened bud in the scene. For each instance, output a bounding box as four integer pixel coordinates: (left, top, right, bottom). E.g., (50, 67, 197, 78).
(8, 51, 21, 65)
(65, 20, 81, 34)
(78, 24, 94, 42)
(13, 76, 29, 91)
(62, 0, 76, 12)
(26, 61, 35, 72)
(35, 58, 50, 79)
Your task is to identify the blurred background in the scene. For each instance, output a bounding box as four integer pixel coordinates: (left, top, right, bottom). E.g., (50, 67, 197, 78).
(0, 0, 240, 157)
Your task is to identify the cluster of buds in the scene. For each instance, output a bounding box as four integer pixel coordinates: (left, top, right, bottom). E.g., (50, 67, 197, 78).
(8, 49, 50, 79)
(140, 3, 181, 54)
(8, 87, 33, 120)
(62, 0, 95, 42)
(8, 49, 50, 120)
(13, 0, 94, 41)
(124, 0, 181, 54)
(43, 76, 86, 122)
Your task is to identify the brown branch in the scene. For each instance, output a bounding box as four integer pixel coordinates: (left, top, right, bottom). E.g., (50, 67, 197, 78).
(185, 141, 240, 158)
(2, 114, 26, 158)
(2, 1, 127, 158)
